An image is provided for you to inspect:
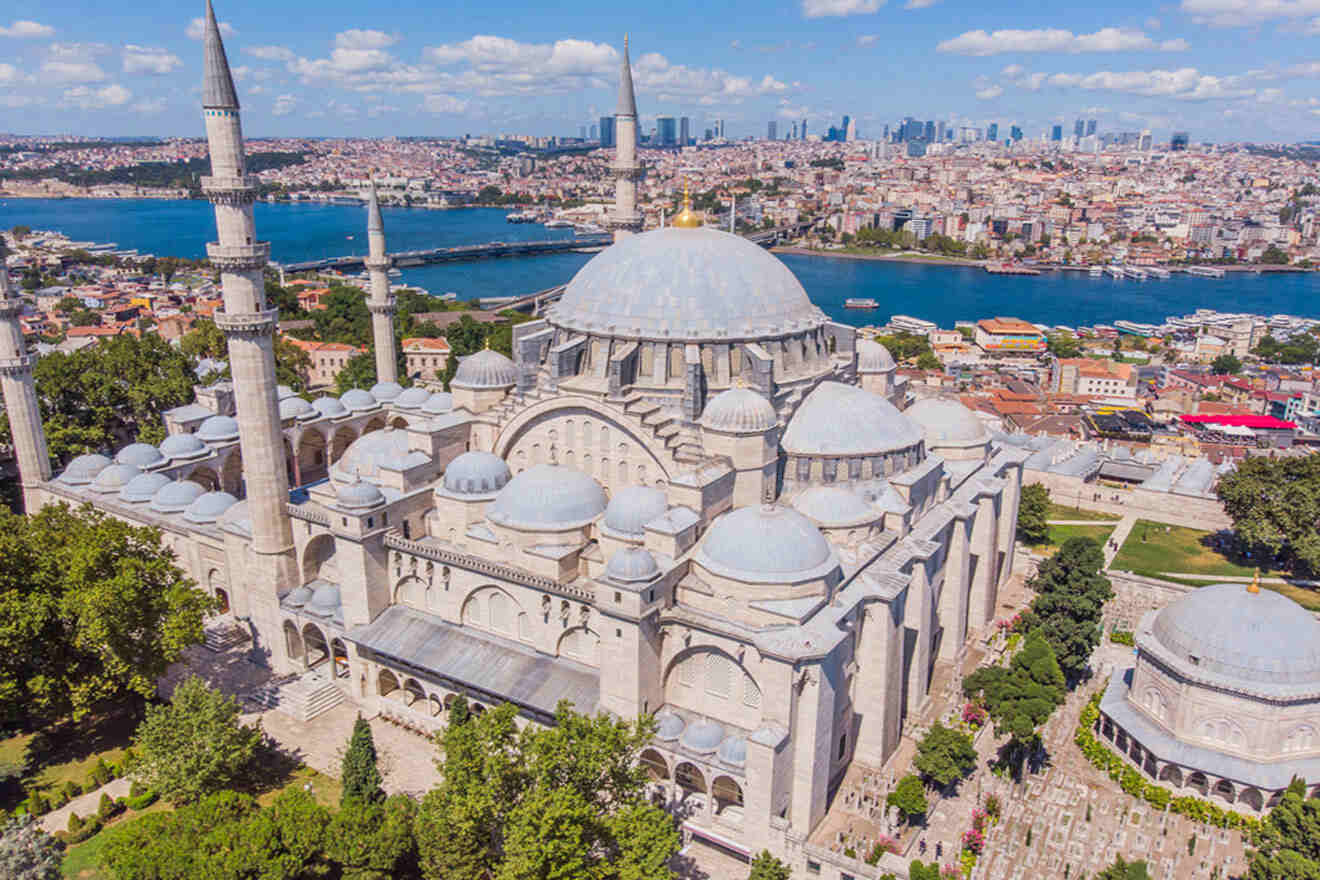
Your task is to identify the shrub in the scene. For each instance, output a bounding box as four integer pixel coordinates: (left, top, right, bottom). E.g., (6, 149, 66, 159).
(1109, 629, 1135, 646)
(125, 790, 159, 811)
(129, 780, 146, 798)
(49, 790, 68, 810)
(984, 794, 1001, 820)
(866, 836, 900, 864)
(97, 793, 114, 818)
(65, 815, 102, 844)
(67, 812, 83, 833)
(61, 781, 81, 801)
(26, 793, 48, 816)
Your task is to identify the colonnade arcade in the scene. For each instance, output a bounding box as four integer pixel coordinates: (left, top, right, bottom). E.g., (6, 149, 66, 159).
(638, 746, 746, 826)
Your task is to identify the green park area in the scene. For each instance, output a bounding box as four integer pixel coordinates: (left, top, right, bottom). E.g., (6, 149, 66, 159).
(1045, 502, 1121, 522)
(1039, 523, 1116, 557)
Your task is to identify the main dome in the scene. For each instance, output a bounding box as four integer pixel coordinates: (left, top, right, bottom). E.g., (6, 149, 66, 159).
(547, 227, 826, 340)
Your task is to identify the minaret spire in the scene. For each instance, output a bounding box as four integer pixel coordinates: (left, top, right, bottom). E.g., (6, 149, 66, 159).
(364, 182, 398, 385)
(606, 36, 643, 240)
(0, 239, 51, 511)
(201, 0, 239, 110)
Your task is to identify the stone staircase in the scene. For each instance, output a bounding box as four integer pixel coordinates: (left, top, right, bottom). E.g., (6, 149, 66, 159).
(244, 670, 344, 722)
(622, 394, 707, 465)
(202, 619, 250, 653)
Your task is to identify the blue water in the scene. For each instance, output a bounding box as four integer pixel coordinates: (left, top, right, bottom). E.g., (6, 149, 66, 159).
(3, 197, 1318, 327)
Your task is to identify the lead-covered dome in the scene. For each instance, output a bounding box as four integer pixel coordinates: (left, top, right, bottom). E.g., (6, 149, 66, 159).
(340, 388, 378, 413)
(120, 471, 172, 503)
(856, 338, 896, 373)
(370, 381, 403, 402)
(782, 381, 922, 456)
(701, 387, 777, 434)
(1145, 583, 1320, 686)
(422, 392, 454, 415)
(453, 349, 517, 389)
(115, 442, 164, 468)
(159, 433, 208, 461)
(442, 451, 512, 495)
(312, 396, 349, 419)
(58, 453, 112, 485)
(331, 427, 430, 485)
(606, 546, 661, 582)
(91, 463, 141, 493)
(150, 480, 207, 514)
(603, 485, 668, 536)
(183, 490, 239, 524)
(393, 387, 431, 410)
(906, 398, 988, 446)
(487, 464, 606, 529)
(548, 227, 826, 340)
(792, 486, 878, 528)
(197, 415, 239, 443)
(336, 478, 386, 511)
(696, 504, 835, 583)
(279, 396, 316, 421)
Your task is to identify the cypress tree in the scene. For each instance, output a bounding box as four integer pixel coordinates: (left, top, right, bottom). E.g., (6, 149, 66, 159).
(341, 715, 384, 805)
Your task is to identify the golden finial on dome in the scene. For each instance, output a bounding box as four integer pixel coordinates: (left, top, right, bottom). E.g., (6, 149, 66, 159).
(1247, 570, 1260, 594)
(673, 179, 702, 229)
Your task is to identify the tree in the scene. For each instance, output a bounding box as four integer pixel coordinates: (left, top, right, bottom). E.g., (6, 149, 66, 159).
(0, 503, 213, 724)
(885, 774, 928, 822)
(341, 716, 385, 806)
(962, 631, 1066, 767)
(749, 850, 792, 880)
(1260, 245, 1290, 265)
(1246, 787, 1320, 879)
(1217, 454, 1320, 576)
(1021, 537, 1112, 680)
(0, 816, 61, 880)
(55, 295, 81, 314)
(915, 351, 942, 371)
(1096, 856, 1153, 880)
(337, 351, 379, 394)
(1016, 483, 1051, 545)
(1211, 353, 1242, 374)
(1047, 332, 1083, 359)
(913, 722, 977, 788)
(182, 319, 312, 392)
(131, 675, 263, 805)
(326, 794, 419, 880)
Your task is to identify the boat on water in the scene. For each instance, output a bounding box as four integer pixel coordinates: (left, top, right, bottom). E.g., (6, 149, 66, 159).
(1146, 266, 1171, 279)
(844, 298, 879, 309)
(1124, 266, 1148, 280)
(1187, 266, 1226, 278)
(985, 262, 1040, 276)
(574, 223, 606, 234)
(543, 218, 574, 228)
(1088, 266, 1103, 277)
(1105, 266, 1125, 280)
(506, 211, 537, 223)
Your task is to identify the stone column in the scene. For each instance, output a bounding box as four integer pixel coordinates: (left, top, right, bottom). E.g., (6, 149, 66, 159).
(0, 295, 50, 511)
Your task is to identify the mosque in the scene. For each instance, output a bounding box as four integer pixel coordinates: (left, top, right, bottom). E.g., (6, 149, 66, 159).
(0, 2, 1034, 867)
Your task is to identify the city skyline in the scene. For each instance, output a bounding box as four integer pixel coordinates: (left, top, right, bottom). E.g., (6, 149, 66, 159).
(1, 0, 1320, 142)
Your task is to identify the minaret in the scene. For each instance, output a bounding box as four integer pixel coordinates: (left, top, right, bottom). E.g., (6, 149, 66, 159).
(364, 183, 398, 384)
(607, 36, 643, 239)
(0, 241, 50, 511)
(200, 1, 295, 583)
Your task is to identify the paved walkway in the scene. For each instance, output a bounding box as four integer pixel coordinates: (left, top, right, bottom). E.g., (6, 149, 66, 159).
(1102, 514, 1138, 567)
(1046, 519, 1122, 526)
(39, 777, 132, 835)
(1158, 572, 1320, 587)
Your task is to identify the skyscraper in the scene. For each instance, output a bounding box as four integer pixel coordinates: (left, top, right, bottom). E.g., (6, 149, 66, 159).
(845, 116, 857, 142)
(1139, 129, 1153, 151)
(589, 123, 598, 141)
(986, 123, 998, 142)
(579, 125, 587, 140)
(1010, 125, 1023, 142)
(924, 120, 935, 142)
(801, 118, 807, 140)
(1086, 119, 1097, 136)
(1051, 125, 1063, 142)
(656, 116, 677, 146)
(791, 122, 798, 139)
(935, 121, 947, 143)
(599, 115, 616, 148)
(1074, 118, 1085, 138)
(716, 119, 725, 139)
(1171, 132, 1190, 151)
(680, 117, 690, 146)
(767, 121, 777, 140)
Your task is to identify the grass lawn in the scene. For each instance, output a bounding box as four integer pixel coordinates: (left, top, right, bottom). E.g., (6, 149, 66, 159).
(1045, 503, 1121, 522)
(1111, 520, 1260, 580)
(1029, 523, 1115, 557)
(0, 710, 139, 813)
(256, 764, 341, 808)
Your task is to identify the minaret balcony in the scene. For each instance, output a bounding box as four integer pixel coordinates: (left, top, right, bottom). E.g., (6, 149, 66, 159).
(364, 255, 392, 271)
(201, 174, 262, 204)
(214, 308, 279, 336)
(366, 300, 397, 315)
(207, 241, 272, 272)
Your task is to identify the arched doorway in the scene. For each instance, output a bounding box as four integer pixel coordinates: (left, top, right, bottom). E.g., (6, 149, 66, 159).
(1214, 779, 1236, 804)
(303, 534, 337, 584)
(1239, 788, 1264, 811)
(214, 589, 230, 615)
(403, 678, 425, 707)
(331, 638, 349, 679)
(283, 621, 303, 661)
(640, 749, 670, 781)
(190, 466, 220, 492)
(1187, 772, 1209, 796)
(1159, 765, 1184, 788)
(364, 416, 386, 434)
(390, 416, 409, 430)
(298, 429, 328, 484)
(675, 762, 706, 800)
(378, 669, 400, 699)
(712, 776, 745, 817)
(330, 426, 357, 465)
(302, 624, 329, 669)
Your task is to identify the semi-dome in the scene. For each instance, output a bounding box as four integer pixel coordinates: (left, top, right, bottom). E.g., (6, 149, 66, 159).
(336, 478, 386, 511)
(603, 485, 668, 536)
(159, 433, 209, 460)
(370, 381, 403, 402)
(393, 387, 431, 410)
(340, 388, 378, 413)
(91, 463, 142, 494)
(680, 718, 725, 754)
(197, 415, 240, 443)
(276, 384, 298, 400)
(717, 735, 748, 768)
(548, 227, 827, 340)
(782, 381, 922, 457)
(856, 338, 896, 373)
(906, 398, 988, 446)
(183, 490, 239, 524)
(120, 471, 172, 503)
(487, 464, 607, 529)
(149, 480, 207, 514)
(422, 392, 454, 415)
(701, 386, 778, 433)
(696, 504, 834, 582)
(1145, 583, 1320, 686)
(442, 450, 511, 495)
(279, 395, 316, 421)
(655, 711, 685, 741)
(312, 396, 349, 419)
(606, 546, 661, 582)
(792, 486, 878, 528)
(307, 582, 342, 618)
(331, 427, 430, 485)
(115, 442, 164, 468)
(282, 584, 314, 608)
(452, 349, 517, 389)
(59, 453, 112, 485)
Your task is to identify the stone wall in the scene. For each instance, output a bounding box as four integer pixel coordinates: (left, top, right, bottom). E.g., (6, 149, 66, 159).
(1026, 469, 1231, 531)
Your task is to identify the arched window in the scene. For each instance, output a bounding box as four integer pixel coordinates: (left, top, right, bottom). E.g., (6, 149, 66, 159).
(706, 653, 734, 699)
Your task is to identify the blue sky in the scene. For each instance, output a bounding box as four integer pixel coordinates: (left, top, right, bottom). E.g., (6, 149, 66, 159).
(2, 0, 1319, 142)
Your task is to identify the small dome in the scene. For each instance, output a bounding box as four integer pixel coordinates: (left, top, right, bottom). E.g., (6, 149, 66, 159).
(906, 398, 988, 446)
(442, 451, 511, 495)
(279, 396, 316, 421)
(792, 486, 878, 527)
(276, 384, 298, 400)
(603, 486, 669, 536)
(120, 471, 172, 503)
(115, 442, 164, 468)
(282, 584, 314, 608)
(59, 453, 112, 485)
(197, 415, 240, 443)
(422, 392, 454, 415)
(606, 547, 661, 583)
(680, 718, 725, 754)
(370, 381, 404, 402)
(331, 427, 431, 485)
(218, 498, 250, 532)
(393, 387, 431, 410)
(159, 433, 209, 460)
(307, 582, 342, 618)
(488, 465, 607, 529)
(697, 504, 834, 582)
(340, 388, 378, 413)
(701, 387, 778, 433)
(782, 381, 922, 457)
(312, 396, 349, 419)
(91, 463, 142, 494)
(149, 480, 207, 514)
(336, 478, 386, 511)
(452, 348, 517, 389)
(655, 711, 685, 742)
(856, 338, 897, 373)
(183, 491, 239, 524)
(717, 735, 748, 768)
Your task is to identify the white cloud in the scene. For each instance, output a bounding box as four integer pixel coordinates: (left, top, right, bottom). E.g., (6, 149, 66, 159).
(1181, 0, 1320, 27)
(367, 103, 399, 117)
(857, 34, 879, 47)
(246, 45, 295, 62)
(938, 27, 1181, 55)
(801, 0, 885, 18)
(904, 0, 938, 7)
(328, 48, 395, 72)
(272, 93, 297, 116)
(185, 17, 235, 40)
(335, 29, 398, 50)
(122, 45, 182, 75)
(41, 60, 107, 83)
(1160, 38, 1191, 50)
(0, 20, 53, 38)
(1000, 63, 1025, 77)
(0, 63, 18, 83)
(62, 83, 132, 109)
(1043, 67, 1255, 100)
(132, 97, 167, 114)
(975, 84, 1004, 99)
(422, 93, 468, 113)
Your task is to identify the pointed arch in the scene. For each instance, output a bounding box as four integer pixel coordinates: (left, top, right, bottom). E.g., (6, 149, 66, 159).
(298, 428, 328, 484)
(221, 448, 243, 496)
(330, 425, 358, 464)
(556, 626, 600, 664)
(302, 623, 329, 668)
(302, 533, 338, 583)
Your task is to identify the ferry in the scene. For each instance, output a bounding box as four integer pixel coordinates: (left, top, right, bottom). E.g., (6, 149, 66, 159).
(1123, 266, 1148, 280)
(1088, 266, 1103, 277)
(844, 298, 880, 309)
(1105, 266, 1125, 280)
(1187, 266, 1226, 278)
(543, 218, 575, 228)
(506, 211, 537, 223)
(574, 223, 606, 234)
(1146, 266, 1171, 279)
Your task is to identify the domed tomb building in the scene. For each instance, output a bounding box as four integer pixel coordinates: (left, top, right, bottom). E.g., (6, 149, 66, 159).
(0, 12, 1031, 875)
